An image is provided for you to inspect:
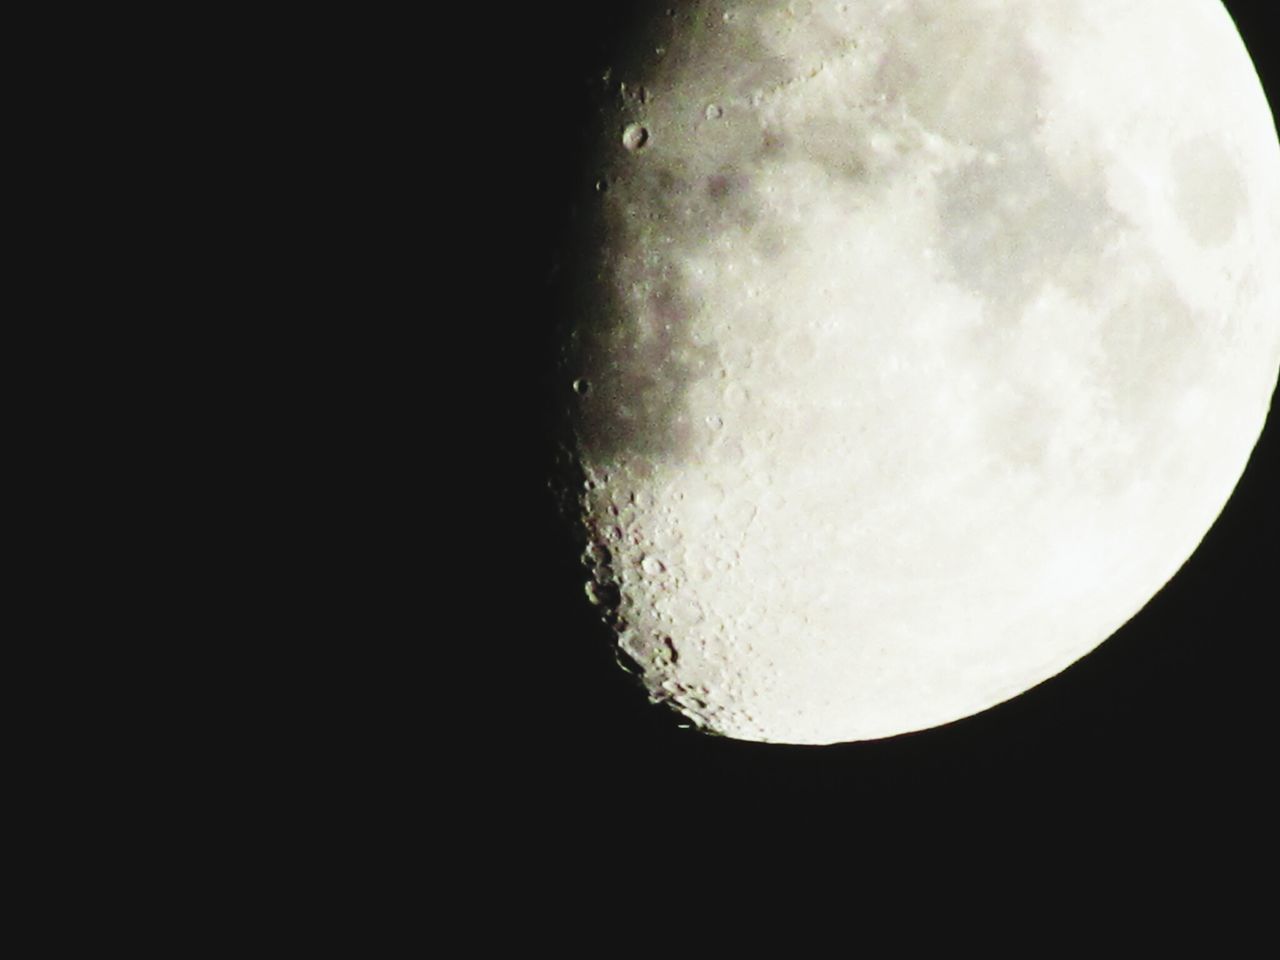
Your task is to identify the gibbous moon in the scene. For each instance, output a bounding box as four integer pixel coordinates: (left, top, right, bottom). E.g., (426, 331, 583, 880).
(556, 0, 1280, 744)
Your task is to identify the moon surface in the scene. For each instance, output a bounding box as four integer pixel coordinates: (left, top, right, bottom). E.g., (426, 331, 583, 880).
(557, 0, 1280, 744)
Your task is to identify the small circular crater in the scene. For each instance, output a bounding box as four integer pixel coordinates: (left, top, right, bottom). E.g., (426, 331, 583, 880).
(622, 123, 650, 152)
(573, 378, 591, 395)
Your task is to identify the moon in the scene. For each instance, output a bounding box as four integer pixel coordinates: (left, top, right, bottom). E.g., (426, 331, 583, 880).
(554, 0, 1280, 745)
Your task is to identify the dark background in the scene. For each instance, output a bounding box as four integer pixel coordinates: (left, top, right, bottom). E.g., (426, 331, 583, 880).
(492, 1, 1276, 840)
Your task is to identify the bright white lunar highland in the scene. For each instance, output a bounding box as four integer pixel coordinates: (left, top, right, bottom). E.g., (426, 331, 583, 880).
(559, 0, 1280, 744)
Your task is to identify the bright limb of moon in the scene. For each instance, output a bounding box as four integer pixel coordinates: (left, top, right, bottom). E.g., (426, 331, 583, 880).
(561, 0, 1280, 744)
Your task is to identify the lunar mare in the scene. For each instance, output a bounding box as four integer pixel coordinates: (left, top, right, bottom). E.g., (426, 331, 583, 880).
(559, 0, 1280, 744)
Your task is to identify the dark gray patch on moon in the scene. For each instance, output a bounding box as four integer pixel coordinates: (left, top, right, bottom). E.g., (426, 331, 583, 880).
(872, 0, 1127, 317)
(792, 115, 873, 183)
(704, 169, 761, 231)
(937, 146, 1123, 313)
(1172, 135, 1247, 248)
(1098, 269, 1209, 428)
(563, 18, 815, 473)
(572, 263, 720, 466)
